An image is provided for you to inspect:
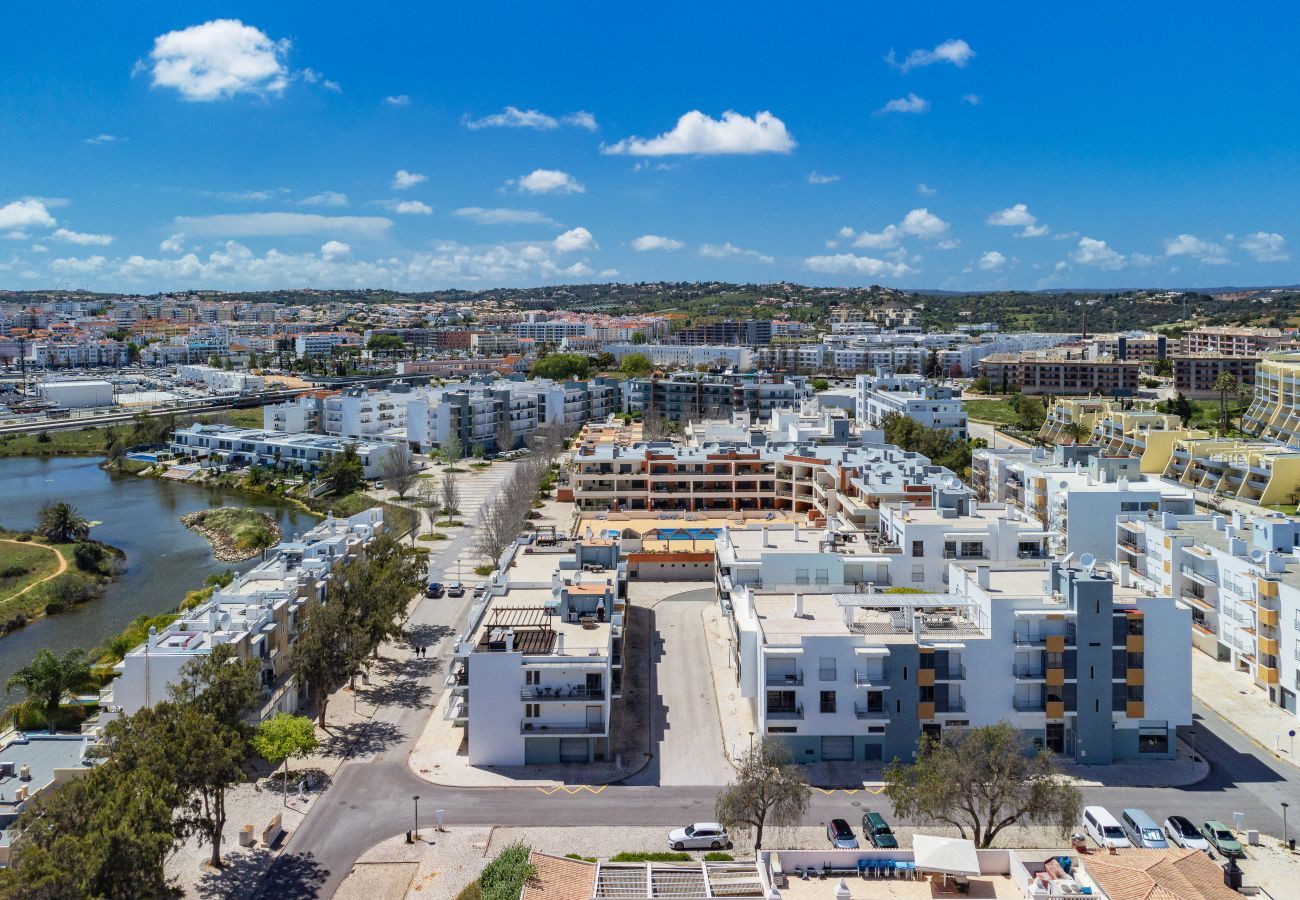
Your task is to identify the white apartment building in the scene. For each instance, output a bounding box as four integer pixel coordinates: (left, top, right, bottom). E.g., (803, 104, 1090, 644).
(855, 372, 967, 438)
(1121, 509, 1300, 715)
(294, 331, 358, 357)
(171, 424, 399, 477)
(449, 537, 626, 766)
(727, 557, 1189, 765)
(604, 343, 754, 371)
(97, 509, 385, 725)
(512, 317, 590, 343)
(176, 364, 266, 394)
(324, 386, 410, 439)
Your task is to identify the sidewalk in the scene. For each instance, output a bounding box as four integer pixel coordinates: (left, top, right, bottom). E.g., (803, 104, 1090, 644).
(1193, 647, 1300, 766)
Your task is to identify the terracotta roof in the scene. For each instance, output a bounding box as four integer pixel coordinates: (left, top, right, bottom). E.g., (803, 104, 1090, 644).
(1080, 848, 1240, 900)
(521, 851, 596, 900)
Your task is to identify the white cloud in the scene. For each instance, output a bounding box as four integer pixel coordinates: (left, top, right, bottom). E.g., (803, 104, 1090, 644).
(987, 203, 1036, 227)
(174, 212, 392, 238)
(392, 169, 427, 189)
(52, 228, 113, 246)
(144, 19, 289, 102)
(977, 250, 1008, 271)
(916, 183, 936, 196)
(514, 169, 585, 194)
(50, 255, 107, 275)
(452, 207, 557, 226)
(300, 67, 340, 93)
(1163, 233, 1229, 265)
(886, 39, 975, 73)
(4, 232, 29, 241)
(202, 188, 279, 202)
(320, 240, 350, 258)
(0, 198, 56, 230)
(1018, 224, 1049, 238)
(554, 227, 596, 253)
(804, 254, 914, 278)
(30, 245, 47, 253)
(383, 94, 410, 106)
(632, 235, 685, 252)
(1240, 231, 1289, 263)
(900, 208, 949, 239)
(850, 225, 901, 250)
(391, 200, 433, 215)
(598, 268, 619, 278)
(699, 242, 774, 264)
(877, 93, 929, 115)
(807, 171, 840, 185)
(1070, 237, 1126, 270)
(603, 110, 795, 156)
(299, 191, 348, 207)
(160, 233, 186, 253)
(962, 94, 982, 106)
(937, 239, 961, 250)
(562, 111, 598, 131)
(84, 134, 125, 145)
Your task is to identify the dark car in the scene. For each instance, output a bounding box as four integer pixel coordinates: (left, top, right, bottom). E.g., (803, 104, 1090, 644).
(425, 582, 444, 598)
(827, 818, 859, 849)
(862, 811, 898, 849)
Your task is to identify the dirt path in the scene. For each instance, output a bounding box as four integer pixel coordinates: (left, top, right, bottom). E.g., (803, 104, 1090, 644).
(0, 539, 68, 603)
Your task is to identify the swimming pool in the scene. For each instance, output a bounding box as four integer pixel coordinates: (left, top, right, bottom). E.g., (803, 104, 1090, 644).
(647, 527, 719, 540)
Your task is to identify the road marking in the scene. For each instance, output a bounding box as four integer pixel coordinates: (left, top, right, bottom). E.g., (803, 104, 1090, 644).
(813, 784, 887, 796)
(535, 785, 607, 795)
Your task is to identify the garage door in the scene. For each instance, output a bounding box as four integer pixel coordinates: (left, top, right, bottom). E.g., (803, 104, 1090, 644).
(560, 738, 590, 763)
(821, 736, 854, 761)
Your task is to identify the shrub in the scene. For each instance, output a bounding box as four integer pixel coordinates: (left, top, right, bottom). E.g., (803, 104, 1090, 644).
(40, 572, 98, 607)
(73, 542, 107, 572)
(417, 533, 450, 541)
(14, 533, 31, 542)
(564, 854, 597, 862)
(474, 564, 494, 577)
(610, 851, 691, 863)
(477, 842, 535, 900)
(0, 563, 30, 578)
(703, 852, 734, 861)
(35, 431, 52, 443)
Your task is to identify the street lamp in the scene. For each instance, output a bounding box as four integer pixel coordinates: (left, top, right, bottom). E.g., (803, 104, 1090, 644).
(413, 795, 421, 842)
(749, 731, 755, 754)
(1283, 802, 1290, 851)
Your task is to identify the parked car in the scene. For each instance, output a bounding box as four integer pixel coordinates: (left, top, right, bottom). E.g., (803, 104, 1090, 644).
(425, 582, 444, 598)
(374, 480, 385, 490)
(447, 581, 465, 597)
(667, 823, 729, 851)
(1121, 809, 1169, 848)
(473, 584, 487, 599)
(1164, 816, 1210, 851)
(1202, 821, 1245, 858)
(1082, 806, 1131, 849)
(862, 812, 898, 849)
(827, 818, 859, 849)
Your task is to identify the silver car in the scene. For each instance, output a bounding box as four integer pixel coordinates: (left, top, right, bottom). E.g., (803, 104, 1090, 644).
(668, 822, 730, 851)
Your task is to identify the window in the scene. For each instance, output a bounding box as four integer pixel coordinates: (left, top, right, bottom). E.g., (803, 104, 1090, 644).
(912, 540, 925, 558)
(815, 568, 830, 585)
(912, 565, 926, 583)
(820, 691, 837, 714)
(819, 658, 837, 681)
(795, 568, 810, 585)
(525, 704, 539, 718)
(526, 670, 540, 685)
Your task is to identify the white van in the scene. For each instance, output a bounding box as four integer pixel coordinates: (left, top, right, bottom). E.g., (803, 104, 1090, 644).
(1121, 808, 1169, 848)
(1083, 806, 1132, 849)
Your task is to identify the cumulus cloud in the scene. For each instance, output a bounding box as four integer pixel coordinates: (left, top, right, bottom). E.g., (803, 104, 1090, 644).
(160, 233, 186, 253)
(632, 235, 685, 252)
(876, 93, 929, 115)
(320, 240, 350, 258)
(699, 242, 774, 264)
(0, 199, 56, 230)
(1239, 232, 1289, 263)
(452, 207, 557, 226)
(84, 134, 125, 145)
(513, 169, 585, 194)
(562, 111, 598, 131)
(962, 94, 982, 106)
(804, 254, 914, 278)
(807, 171, 840, 185)
(977, 250, 1008, 271)
(392, 169, 427, 189)
(848, 225, 901, 250)
(50, 255, 107, 275)
(299, 191, 348, 207)
(383, 94, 410, 106)
(554, 227, 596, 253)
(300, 67, 340, 92)
(388, 200, 432, 215)
(602, 110, 795, 156)
(1163, 233, 1229, 265)
(900, 208, 949, 239)
(52, 228, 113, 246)
(837, 208, 949, 251)
(885, 39, 975, 73)
(173, 212, 392, 238)
(143, 19, 289, 101)
(463, 106, 597, 131)
(1070, 237, 1126, 270)
(917, 183, 936, 196)
(987, 203, 1049, 238)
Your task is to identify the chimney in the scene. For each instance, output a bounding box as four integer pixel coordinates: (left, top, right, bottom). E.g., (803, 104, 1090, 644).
(793, 522, 800, 541)
(762, 527, 771, 547)
(794, 593, 805, 618)
(147, 625, 158, 648)
(556, 632, 565, 655)
(976, 565, 991, 590)
(505, 629, 514, 653)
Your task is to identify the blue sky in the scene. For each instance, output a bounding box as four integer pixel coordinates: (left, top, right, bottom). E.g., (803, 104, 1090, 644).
(3, 2, 1300, 293)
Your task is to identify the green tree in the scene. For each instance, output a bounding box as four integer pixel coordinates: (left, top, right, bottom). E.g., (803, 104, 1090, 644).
(1214, 371, 1238, 434)
(1061, 421, 1089, 445)
(252, 713, 319, 805)
(366, 334, 405, 353)
(1015, 397, 1047, 431)
(530, 352, 590, 381)
(35, 501, 91, 543)
(969, 375, 992, 394)
(290, 598, 359, 727)
(169, 642, 261, 732)
(630, 331, 648, 345)
(713, 741, 809, 851)
(5, 648, 93, 733)
(619, 353, 653, 378)
(440, 433, 464, 468)
(320, 443, 365, 496)
(810, 378, 829, 392)
(883, 721, 1082, 848)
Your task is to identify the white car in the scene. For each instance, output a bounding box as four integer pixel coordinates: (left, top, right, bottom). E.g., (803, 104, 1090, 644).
(1164, 815, 1210, 851)
(668, 822, 730, 851)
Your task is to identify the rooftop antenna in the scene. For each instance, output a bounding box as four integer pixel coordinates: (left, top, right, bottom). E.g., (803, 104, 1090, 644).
(1079, 552, 1096, 575)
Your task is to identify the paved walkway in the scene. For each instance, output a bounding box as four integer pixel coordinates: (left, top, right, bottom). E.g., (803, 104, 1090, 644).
(1193, 647, 1300, 767)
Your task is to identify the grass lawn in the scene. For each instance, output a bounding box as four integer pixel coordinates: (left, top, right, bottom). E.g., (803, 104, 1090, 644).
(0, 426, 115, 457)
(0, 541, 64, 605)
(223, 407, 265, 429)
(963, 397, 1019, 425)
(183, 507, 278, 553)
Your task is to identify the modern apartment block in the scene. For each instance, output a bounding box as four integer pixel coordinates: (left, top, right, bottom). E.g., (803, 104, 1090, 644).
(1120, 509, 1300, 715)
(620, 373, 810, 423)
(854, 372, 967, 438)
(176, 364, 266, 394)
(294, 331, 360, 357)
(1162, 437, 1300, 506)
(1171, 354, 1258, 399)
(449, 537, 626, 766)
(980, 351, 1143, 397)
(171, 424, 399, 476)
(604, 342, 754, 372)
(672, 319, 773, 346)
(1243, 352, 1300, 446)
(1185, 326, 1287, 356)
(727, 557, 1188, 765)
(97, 509, 385, 725)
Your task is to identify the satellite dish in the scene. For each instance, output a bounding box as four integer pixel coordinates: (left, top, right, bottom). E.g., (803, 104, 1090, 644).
(1079, 553, 1097, 574)
(1251, 548, 1267, 564)
(1060, 552, 1075, 568)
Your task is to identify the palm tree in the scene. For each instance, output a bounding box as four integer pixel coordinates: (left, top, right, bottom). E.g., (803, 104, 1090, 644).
(6, 648, 93, 732)
(1062, 421, 1089, 445)
(1214, 372, 1239, 435)
(36, 501, 91, 543)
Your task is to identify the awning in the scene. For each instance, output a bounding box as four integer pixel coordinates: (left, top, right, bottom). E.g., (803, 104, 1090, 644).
(912, 834, 980, 876)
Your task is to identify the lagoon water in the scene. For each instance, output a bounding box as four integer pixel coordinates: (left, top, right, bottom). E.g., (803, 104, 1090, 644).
(0, 456, 314, 704)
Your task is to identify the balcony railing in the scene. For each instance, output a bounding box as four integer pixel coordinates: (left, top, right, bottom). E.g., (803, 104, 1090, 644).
(936, 665, 967, 680)
(520, 720, 605, 735)
(1013, 665, 1047, 679)
(520, 686, 605, 701)
(936, 697, 966, 713)
(766, 672, 804, 686)
(1013, 697, 1046, 712)
(767, 706, 804, 720)
(854, 705, 888, 720)
(854, 669, 888, 686)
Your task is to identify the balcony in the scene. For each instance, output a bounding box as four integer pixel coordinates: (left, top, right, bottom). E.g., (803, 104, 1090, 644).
(520, 686, 605, 701)
(936, 665, 967, 681)
(854, 704, 888, 720)
(767, 706, 805, 720)
(1013, 696, 1046, 712)
(520, 720, 605, 735)
(766, 671, 804, 686)
(1013, 664, 1046, 680)
(854, 669, 888, 686)
(936, 697, 966, 713)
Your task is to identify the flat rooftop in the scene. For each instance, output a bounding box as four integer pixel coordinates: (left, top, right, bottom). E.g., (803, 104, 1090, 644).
(0, 733, 96, 807)
(577, 510, 805, 536)
(724, 526, 883, 558)
(752, 591, 983, 644)
(471, 587, 610, 656)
